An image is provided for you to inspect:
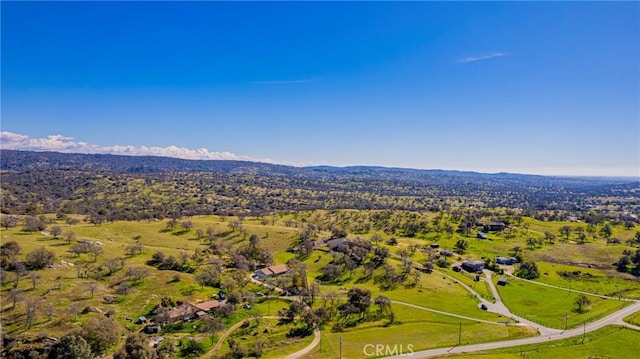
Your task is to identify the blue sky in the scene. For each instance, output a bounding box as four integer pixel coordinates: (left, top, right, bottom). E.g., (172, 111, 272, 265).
(1, 1, 638, 176)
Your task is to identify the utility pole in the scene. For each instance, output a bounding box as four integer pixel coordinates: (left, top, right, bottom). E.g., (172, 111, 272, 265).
(340, 335, 343, 359)
(582, 322, 586, 344)
(458, 321, 462, 345)
(564, 312, 568, 332)
(267, 300, 270, 316)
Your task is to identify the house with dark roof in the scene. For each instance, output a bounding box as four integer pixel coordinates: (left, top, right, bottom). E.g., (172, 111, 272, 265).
(440, 249, 454, 257)
(461, 260, 485, 273)
(255, 264, 289, 279)
(476, 221, 507, 232)
(485, 222, 506, 232)
(495, 256, 519, 265)
(497, 277, 508, 286)
(325, 238, 349, 251)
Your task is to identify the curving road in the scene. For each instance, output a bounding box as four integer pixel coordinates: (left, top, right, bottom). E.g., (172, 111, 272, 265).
(284, 327, 321, 359)
(381, 273, 640, 359)
(199, 315, 321, 359)
(249, 256, 640, 359)
(480, 270, 561, 336)
(382, 300, 640, 358)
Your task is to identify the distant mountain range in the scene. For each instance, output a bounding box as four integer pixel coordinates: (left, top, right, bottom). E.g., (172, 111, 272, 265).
(1, 150, 638, 217)
(1, 149, 636, 185)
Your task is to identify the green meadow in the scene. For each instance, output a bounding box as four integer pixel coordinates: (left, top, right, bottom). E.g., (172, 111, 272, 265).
(301, 304, 536, 359)
(495, 276, 629, 329)
(1, 212, 638, 357)
(439, 325, 640, 359)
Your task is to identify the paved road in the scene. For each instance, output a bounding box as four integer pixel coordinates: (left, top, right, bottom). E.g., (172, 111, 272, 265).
(213, 275, 322, 358)
(249, 255, 639, 359)
(284, 327, 321, 359)
(480, 270, 560, 336)
(431, 265, 558, 335)
(200, 315, 321, 359)
(381, 298, 640, 358)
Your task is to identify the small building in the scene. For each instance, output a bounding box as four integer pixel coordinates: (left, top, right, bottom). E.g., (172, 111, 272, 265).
(495, 256, 519, 265)
(168, 303, 198, 322)
(484, 222, 506, 232)
(477, 221, 506, 232)
(136, 316, 148, 324)
(325, 238, 349, 251)
(193, 300, 220, 312)
(440, 249, 454, 257)
(430, 243, 440, 249)
(167, 300, 221, 322)
(497, 277, 508, 286)
(476, 232, 488, 240)
(461, 260, 485, 273)
(144, 325, 161, 334)
(255, 264, 289, 279)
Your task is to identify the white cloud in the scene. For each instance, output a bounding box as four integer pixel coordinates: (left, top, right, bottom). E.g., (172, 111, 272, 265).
(458, 52, 506, 64)
(0, 131, 285, 164)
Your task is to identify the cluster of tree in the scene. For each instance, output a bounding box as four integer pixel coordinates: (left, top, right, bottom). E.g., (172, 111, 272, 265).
(1, 240, 22, 270)
(321, 238, 390, 283)
(0, 242, 57, 289)
(515, 261, 540, 279)
(148, 250, 196, 273)
(2, 316, 121, 359)
(339, 287, 372, 318)
(557, 223, 616, 243)
(69, 242, 104, 262)
(234, 234, 273, 270)
(195, 260, 224, 288)
(616, 249, 640, 276)
(375, 258, 422, 290)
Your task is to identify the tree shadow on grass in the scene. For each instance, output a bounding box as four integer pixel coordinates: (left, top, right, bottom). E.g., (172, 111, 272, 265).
(355, 274, 373, 284)
(50, 242, 70, 247)
(217, 230, 234, 238)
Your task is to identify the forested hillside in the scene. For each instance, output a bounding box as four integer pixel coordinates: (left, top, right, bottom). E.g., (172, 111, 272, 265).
(1, 150, 638, 222)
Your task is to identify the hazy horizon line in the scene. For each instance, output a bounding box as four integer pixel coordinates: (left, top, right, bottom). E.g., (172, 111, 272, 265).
(1, 131, 637, 179)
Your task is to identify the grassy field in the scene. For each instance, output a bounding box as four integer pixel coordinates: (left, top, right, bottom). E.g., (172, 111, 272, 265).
(495, 276, 629, 329)
(438, 325, 640, 359)
(1, 213, 638, 357)
(301, 304, 537, 359)
(532, 261, 640, 299)
(301, 251, 505, 322)
(0, 216, 298, 339)
(623, 311, 640, 326)
(442, 267, 495, 302)
(214, 317, 314, 359)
